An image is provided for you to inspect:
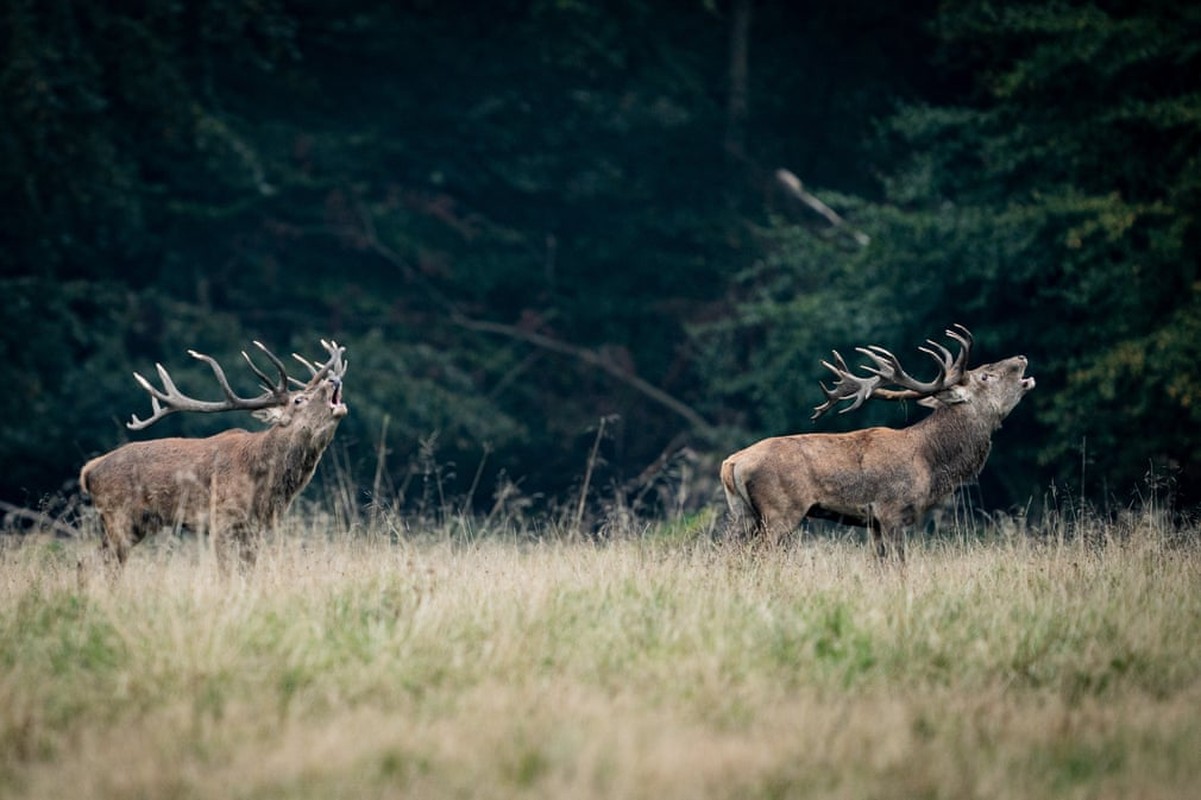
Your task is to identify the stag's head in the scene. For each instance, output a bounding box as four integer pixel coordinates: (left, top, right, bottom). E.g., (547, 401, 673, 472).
(944, 354, 1035, 421)
(128, 339, 348, 434)
(812, 325, 1034, 426)
(252, 341, 348, 438)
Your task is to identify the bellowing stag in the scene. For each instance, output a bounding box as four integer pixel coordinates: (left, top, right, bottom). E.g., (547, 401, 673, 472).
(79, 340, 348, 571)
(720, 326, 1034, 560)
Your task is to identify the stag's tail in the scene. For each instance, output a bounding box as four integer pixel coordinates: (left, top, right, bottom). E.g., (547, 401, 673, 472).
(78, 458, 98, 497)
(720, 456, 758, 535)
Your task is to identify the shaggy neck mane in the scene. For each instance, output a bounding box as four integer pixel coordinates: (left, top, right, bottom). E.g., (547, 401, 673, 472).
(914, 406, 994, 498)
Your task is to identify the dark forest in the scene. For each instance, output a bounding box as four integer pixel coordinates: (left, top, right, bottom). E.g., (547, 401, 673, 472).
(3, 0, 1200, 523)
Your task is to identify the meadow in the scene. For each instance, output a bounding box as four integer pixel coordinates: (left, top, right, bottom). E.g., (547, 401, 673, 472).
(2, 505, 1200, 799)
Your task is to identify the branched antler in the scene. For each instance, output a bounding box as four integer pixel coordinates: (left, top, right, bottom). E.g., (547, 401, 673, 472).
(812, 325, 973, 420)
(127, 340, 345, 430)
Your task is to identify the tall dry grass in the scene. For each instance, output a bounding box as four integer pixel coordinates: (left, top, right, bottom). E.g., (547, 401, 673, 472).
(1, 504, 1199, 799)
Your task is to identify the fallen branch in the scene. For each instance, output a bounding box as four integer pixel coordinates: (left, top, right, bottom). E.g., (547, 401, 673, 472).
(451, 313, 719, 442)
(620, 430, 692, 497)
(0, 500, 80, 538)
(775, 169, 870, 246)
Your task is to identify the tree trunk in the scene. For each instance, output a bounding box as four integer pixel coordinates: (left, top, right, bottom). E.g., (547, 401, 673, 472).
(725, 0, 752, 161)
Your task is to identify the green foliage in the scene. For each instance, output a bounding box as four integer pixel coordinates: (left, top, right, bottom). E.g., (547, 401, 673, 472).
(696, 0, 1201, 505)
(2, 0, 1198, 510)
(903, 0, 1201, 501)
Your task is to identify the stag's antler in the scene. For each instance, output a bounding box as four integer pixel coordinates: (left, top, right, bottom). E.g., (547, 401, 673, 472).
(128, 341, 308, 430)
(812, 325, 973, 420)
(289, 339, 347, 386)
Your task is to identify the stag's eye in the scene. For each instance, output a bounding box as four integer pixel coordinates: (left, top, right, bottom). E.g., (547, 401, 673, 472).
(293, 396, 305, 406)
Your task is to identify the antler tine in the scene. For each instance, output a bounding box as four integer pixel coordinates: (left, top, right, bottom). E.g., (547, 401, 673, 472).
(811, 350, 883, 420)
(291, 351, 320, 377)
(127, 368, 173, 430)
(189, 350, 249, 403)
(240, 341, 292, 394)
(288, 353, 317, 389)
(948, 323, 973, 347)
(192, 346, 295, 403)
(943, 324, 973, 382)
(918, 338, 952, 366)
(854, 346, 935, 395)
(322, 339, 347, 378)
(861, 331, 971, 396)
(288, 339, 347, 388)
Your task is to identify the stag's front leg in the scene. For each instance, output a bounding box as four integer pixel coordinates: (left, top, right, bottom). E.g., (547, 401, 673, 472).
(888, 527, 906, 564)
(865, 509, 888, 560)
(232, 523, 261, 568)
(212, 518, 261, 574)
(871, 504, 912, 563)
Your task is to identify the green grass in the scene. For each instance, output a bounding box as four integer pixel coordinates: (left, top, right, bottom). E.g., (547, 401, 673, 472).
(2, 511, 1199, 799)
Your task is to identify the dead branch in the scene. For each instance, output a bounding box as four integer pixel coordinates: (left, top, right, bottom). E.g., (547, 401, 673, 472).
(0, 500, 80, 538)
(775, 169, 870, 246)
(451, 313, 719, 442)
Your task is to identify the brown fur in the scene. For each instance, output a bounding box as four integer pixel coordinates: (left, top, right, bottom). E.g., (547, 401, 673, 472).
(80, 375, 346, 571)
(721, 355, 1034, 560)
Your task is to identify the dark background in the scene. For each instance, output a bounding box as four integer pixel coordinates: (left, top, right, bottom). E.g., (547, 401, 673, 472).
(3, 0, 1199, 521)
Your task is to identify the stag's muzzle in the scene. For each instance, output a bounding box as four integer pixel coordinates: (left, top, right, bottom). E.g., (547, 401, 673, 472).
(1017, 356, 1035, 392)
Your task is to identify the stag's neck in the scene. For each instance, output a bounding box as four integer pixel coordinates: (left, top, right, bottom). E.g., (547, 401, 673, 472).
(255, 425, 337, 508)
(912, 406, 995, 497)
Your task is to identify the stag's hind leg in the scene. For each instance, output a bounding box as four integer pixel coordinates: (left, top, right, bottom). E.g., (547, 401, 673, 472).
(78, 507, 139, 584)
(753, 499, 812, 548)
(870, 503, 914, 563)
(721, 500, 756, 541)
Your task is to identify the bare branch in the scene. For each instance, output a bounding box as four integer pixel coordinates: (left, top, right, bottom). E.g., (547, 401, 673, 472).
(451, 313, 719, 442)
(776, 169, 870, 247)
(0, 500, 79, 539)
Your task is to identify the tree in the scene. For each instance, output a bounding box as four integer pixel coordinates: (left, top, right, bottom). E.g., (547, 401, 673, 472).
(698, 0, 1201, 508)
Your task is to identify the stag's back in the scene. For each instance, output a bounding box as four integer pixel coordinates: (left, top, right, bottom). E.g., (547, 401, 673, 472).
(80, 431, 260, 525)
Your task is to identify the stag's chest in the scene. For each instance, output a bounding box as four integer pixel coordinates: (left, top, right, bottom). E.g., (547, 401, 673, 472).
(925, 433, 993, 494)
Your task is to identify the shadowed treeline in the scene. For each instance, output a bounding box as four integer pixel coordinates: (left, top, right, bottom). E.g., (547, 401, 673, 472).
(3, 0, 1200, 518)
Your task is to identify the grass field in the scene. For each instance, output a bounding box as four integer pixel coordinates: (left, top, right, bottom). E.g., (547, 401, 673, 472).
(2, 507, 1200, 799)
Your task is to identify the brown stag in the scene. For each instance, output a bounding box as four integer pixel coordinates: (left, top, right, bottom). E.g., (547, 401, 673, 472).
(79, 339, 348, 571)
(720, 325, 1034, 560)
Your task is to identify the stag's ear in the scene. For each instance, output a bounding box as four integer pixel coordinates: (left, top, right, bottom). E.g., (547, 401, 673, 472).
(933, 385, 971, 405)
(253, 406, 289, 426)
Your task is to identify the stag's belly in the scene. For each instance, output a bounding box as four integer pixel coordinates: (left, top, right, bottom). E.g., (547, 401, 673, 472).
(807, 503, 871, 528)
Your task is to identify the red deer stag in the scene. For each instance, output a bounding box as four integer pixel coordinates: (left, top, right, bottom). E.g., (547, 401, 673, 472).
(720, 325, 1034, 560)
(79, 339, 348, 571)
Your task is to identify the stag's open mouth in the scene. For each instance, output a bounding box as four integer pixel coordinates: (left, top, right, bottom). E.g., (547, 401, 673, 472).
(328, 379, 348, 417)
(1016, 356, 1035, 392)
